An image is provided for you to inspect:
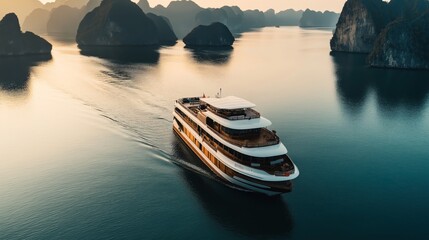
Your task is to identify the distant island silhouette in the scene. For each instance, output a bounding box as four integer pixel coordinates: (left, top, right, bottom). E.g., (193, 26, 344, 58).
(183, 22, 235, 48)
(76, 0, 176, 46)
(0, 0, 340, 39)
(137, 0, 339, 38)
(299, 9, 339, 28)
(23, 0, 102, 36)
(0, 13, 52, 56)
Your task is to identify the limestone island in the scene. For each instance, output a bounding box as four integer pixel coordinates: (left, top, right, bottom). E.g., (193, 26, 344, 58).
(76, 0, 177, 46)
(183, 22, 235, 48)
(0, 13, 52, 56)
(331, 0, 429, 70)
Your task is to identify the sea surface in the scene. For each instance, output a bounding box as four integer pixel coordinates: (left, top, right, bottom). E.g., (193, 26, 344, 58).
(1, 27, 429, 239)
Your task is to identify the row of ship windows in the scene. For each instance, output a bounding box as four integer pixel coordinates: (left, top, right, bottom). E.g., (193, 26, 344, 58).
(183, 127, 230, 174)
(176, 108, 285, 166)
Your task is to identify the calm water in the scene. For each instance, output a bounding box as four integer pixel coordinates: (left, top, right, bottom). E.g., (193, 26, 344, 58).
(1, 27, 429, 239)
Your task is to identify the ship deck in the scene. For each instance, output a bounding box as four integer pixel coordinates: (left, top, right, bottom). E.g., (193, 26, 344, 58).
(180, 100, 279, 148)
(176, 99, 295, 176)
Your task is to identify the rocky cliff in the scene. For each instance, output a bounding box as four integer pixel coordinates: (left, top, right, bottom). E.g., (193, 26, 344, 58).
(146, 13, 178, 45)
(23, 8, 50, 34)
(183, 22, 235, 48)
(369, 11, 429, 69)
(332, 0, 429, 69)
(330, 0, 389, 53)
(76, 0, 159, 46)
(0, 13, 52, 56)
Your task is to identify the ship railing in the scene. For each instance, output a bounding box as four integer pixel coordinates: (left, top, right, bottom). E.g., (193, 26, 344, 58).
(178, 102, 198, 117)
(208, 108, 261, 120)
(175, 108, 199, 132)
(206, 126, 279, 148)
(203, 136, 217, 151)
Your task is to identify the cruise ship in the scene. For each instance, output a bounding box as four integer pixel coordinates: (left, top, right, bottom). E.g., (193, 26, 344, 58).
(173, 95, 299, 195)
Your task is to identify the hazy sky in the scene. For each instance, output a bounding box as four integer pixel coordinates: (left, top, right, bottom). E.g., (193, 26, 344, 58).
(39, 0, 348, 12)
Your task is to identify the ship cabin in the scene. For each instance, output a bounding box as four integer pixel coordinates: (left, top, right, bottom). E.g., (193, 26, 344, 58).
(175, 96, 295, 176)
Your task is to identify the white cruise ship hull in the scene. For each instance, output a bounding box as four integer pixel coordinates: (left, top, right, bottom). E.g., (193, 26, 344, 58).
(173, 115, 298, 196)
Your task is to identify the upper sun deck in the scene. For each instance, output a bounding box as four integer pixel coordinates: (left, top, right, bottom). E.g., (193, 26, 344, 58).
(201, 96, 256, 110)
(201, 96, 261, 120)
(177, 96, 271, 129)
(176, 96, 280, 148)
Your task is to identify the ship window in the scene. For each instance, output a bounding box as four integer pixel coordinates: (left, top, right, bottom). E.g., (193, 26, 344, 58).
(220, 126, 261, 137)
(251, 163, 261, 167)
(270, 159, 284, 166)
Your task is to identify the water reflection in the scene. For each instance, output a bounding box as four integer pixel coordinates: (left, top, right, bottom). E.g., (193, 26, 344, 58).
(332, 53, 429, 117)
(185, 47, 233, 65)
(45, 34, 77, 45)
(0, 55, 52, 92)
(79, 46, 160, 81)
(172, 137, 293, 238)
(79, 46, 160, 64)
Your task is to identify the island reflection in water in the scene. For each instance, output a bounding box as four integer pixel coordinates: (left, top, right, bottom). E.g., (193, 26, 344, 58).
(0, 55, 52, 92)
(332, 52, 429, 117)
(79, 46, 160, 81)
(79, 46, 160, 64)
(171, 137, 293, 238)
(185, 47, 233, 65)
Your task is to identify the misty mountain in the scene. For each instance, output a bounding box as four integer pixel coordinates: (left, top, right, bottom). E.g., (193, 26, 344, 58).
(47, 5, 82, 36)
(137, 1, 335, 39)
(265, 9, 304, 26)
(44, 0, 89, 10)
(23, 0, 102, 35)
(149, 0, 204, 38)
(8, 0, 340, 40)
(137, 0, 151, 13)
(23, 8, 50, 34)
(242, 10, 266, 29)
(82, 0, 103, 12)
(0, 0, 43, 21)
(195, 8, 228, 27)
(299, 9, 340, 28)
(219, 6, 244, 31)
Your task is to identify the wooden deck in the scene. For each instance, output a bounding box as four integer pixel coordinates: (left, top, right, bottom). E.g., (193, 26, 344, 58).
(212, 126, 279, 148)
(182, 102, 279, 148)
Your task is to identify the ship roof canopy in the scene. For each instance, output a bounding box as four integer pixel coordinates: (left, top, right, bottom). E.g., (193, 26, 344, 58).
(204, 111, 272, 130)
(201, 96, 256, 110)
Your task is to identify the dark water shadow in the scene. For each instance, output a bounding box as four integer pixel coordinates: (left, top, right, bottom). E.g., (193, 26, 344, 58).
(79, 46, 160, 65)
(0, 54, 52, 93)
(79, 46, 160, 81)
(171, 137, 294, 238)
(332, 52, 429, 118)
(185, 47, 233, 65)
